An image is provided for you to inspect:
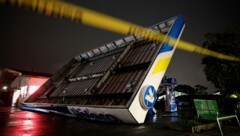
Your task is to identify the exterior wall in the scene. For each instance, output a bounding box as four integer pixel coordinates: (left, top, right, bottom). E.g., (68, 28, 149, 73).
(11, 75, 48, 107)
(0, 68, 21, 106)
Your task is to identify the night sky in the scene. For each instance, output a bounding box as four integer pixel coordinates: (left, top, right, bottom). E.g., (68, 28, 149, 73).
(1, 0, 240, 93)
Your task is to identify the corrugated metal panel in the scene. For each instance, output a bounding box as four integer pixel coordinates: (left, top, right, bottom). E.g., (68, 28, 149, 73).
(26, 18, 174, 106)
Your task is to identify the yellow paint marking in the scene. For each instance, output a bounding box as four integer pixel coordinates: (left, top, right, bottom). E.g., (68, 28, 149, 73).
(152, 57, 171, 74)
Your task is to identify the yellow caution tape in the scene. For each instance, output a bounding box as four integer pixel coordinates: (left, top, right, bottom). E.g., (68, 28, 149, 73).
(1, 0, 240, 62)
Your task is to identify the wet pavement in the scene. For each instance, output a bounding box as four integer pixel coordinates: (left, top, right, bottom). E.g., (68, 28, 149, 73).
(0, 107, 240, 136)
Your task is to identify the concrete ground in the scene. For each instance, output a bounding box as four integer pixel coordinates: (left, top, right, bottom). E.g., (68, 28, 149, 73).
(0, 107, 240, 136)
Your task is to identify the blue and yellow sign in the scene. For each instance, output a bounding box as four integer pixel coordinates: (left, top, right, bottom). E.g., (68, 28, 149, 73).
(140, 85, 157, 110)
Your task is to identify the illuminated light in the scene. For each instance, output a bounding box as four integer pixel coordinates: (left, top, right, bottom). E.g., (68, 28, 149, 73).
(20, 86, 28, 97)
(28, 85, 40, 95)
(230, 94, 238, 98)
(12, 89, 21, 106)
(2, 86, 7, 90)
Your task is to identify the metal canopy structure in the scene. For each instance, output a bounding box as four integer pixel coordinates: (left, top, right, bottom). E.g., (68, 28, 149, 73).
(22, 15, 185, 124)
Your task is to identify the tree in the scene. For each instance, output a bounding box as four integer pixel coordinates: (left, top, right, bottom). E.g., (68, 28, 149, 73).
(174, 84, 195, 95)
(202, 29, 240, 95)
(175, 84, 208, 95)
(194, 85, 208, 95)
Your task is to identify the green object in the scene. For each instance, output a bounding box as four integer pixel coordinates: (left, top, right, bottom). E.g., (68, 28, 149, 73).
(194, 99, 240, 136)
(194, 99, 219, 120)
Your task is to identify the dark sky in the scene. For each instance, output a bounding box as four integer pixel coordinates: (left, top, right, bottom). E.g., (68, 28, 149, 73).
(1, 0, 240, 93)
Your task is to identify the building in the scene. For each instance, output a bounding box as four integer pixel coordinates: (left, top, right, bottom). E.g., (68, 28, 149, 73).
(0, 68, 50, 107)
(0, 68, 21, 106)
